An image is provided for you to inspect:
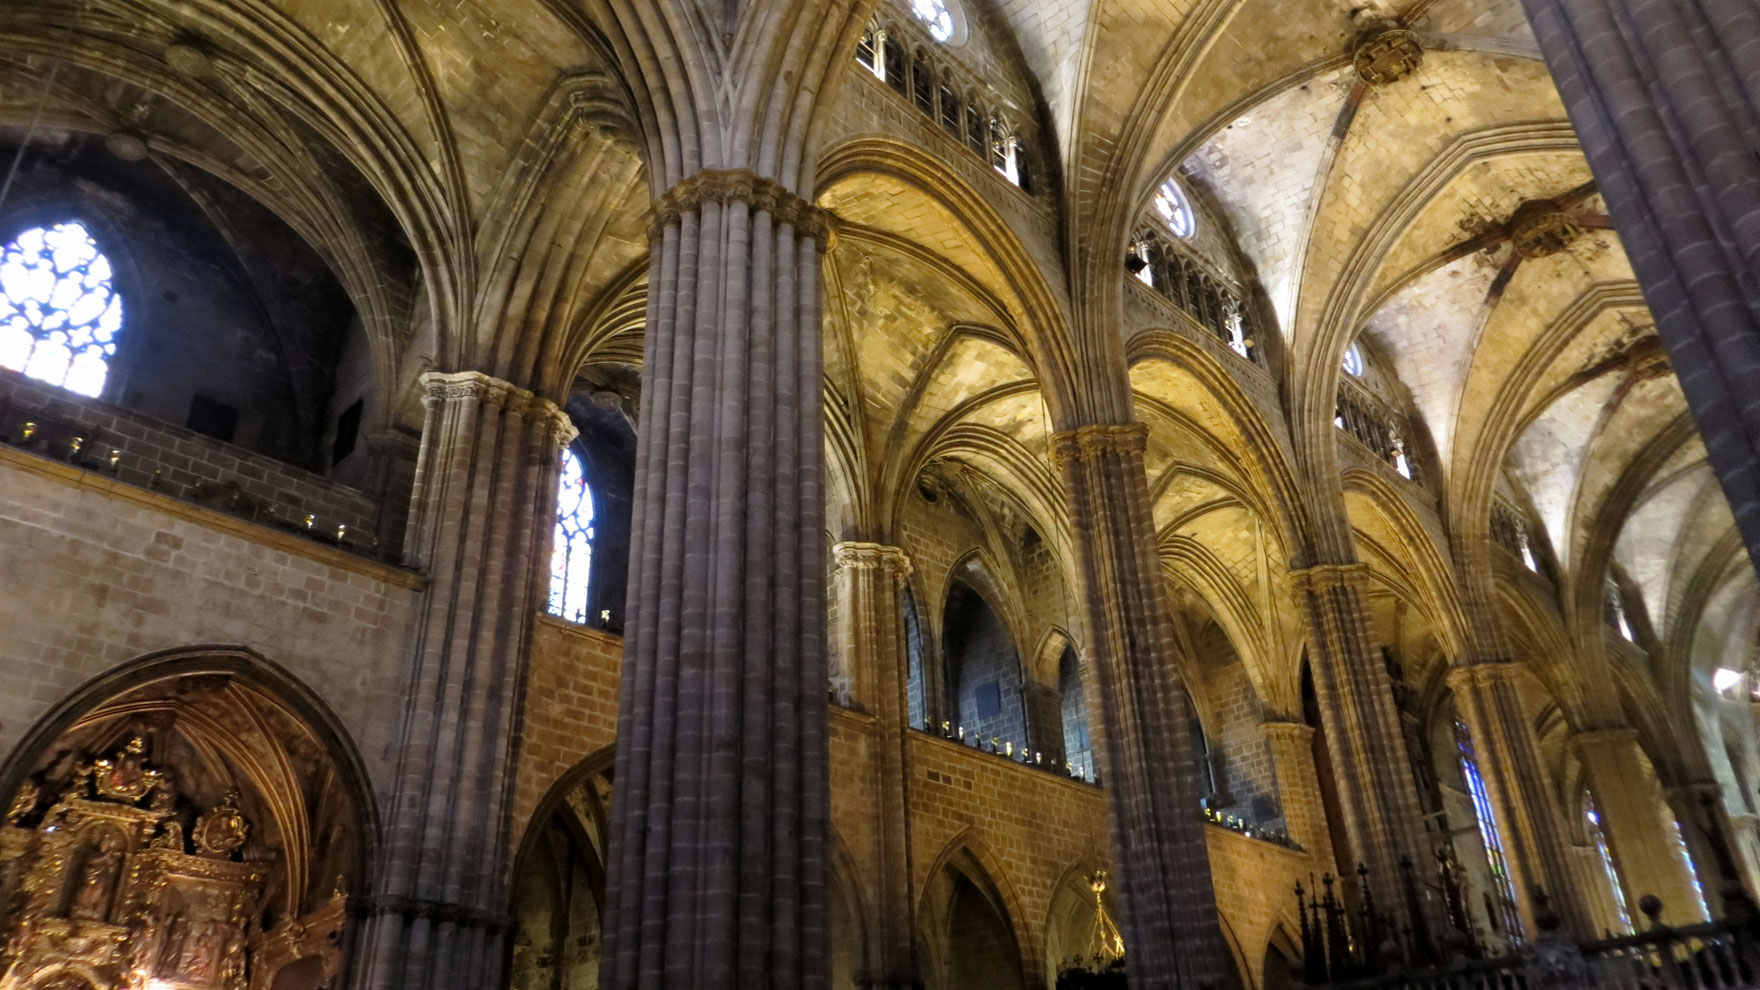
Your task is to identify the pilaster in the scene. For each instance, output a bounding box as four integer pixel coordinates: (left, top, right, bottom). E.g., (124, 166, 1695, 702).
(1447, 661, 1593, 936)
(357, 370, 577, 990)
(832, 541, 921, 989)
(1052, 421, 1234, 990)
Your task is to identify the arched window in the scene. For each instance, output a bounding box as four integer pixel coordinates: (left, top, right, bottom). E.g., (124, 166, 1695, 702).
(910, 0, 955, 42)
(1154, 178, 1196, 239)
(0, 222, 123, 398)
(549, 447, 596, 624)
(1342, 341, 1366, 377)
(1455, 717, 1524, 942)
(1584, 790, 1634, 932)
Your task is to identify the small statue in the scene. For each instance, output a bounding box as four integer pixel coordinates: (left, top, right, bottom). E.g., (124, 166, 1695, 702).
(5, 780, 38, 825)
(91, 737, 164, 804)
(69, 832, 125, 922)
(150, 820, 185, 852)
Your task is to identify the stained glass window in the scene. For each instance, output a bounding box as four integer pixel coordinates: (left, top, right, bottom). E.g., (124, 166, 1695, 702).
(1666, 813, 1710, 920)
(1455, 718, 1525, 942)
(911, 0, 954, 42)
(1154, 178, 1196, 239)
(1343, 341, 1366, 377)
(1585, 792, 1634, 932)
(548, 447, 595, 624)
(0, 222, 123, 398)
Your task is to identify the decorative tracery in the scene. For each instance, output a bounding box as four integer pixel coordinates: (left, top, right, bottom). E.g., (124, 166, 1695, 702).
(1154, 178, 1196, 239)
(910, 0, 954, 42)
(549, 447, 596, 624)
(0, 222, 123, 398)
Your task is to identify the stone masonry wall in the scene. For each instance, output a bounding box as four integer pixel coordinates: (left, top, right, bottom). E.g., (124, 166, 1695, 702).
(0, 447, 419, 813)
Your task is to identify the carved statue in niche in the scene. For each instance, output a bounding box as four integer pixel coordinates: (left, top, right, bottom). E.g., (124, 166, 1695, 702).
(67, 832, 124, 922)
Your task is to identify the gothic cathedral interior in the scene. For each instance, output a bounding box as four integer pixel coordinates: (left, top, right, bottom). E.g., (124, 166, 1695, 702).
(0, 0, 1756, 988)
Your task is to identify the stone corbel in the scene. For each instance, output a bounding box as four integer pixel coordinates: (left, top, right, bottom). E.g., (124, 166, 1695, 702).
(832, 541, 912, 576)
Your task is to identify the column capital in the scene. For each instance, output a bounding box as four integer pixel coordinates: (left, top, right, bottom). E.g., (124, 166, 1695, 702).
(1570, 727, 1641, 755)
(1288, 562, 1371, 596)
(650, 168, 833, 245)
(1259, 719, 1316, 744)
(832, 541, 912, 576)
(419, 371, 577, 449)
(1445, 660, 1528, 694)
(1049, 422, 1149, 470)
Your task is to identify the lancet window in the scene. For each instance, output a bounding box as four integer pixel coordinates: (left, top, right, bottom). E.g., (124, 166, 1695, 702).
(548, 447, 596, 624)
(1584, 791, 1634, 932)
(1490, 502, 1543, 573)
(1454, 718, 1525, 942)
(0, 221, 123, 398)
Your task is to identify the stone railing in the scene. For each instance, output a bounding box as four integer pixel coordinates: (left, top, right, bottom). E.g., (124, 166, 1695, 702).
(914, 721, 1098, 784)
(1296, 894, 1760, 989)
(0, 371, 390, 561)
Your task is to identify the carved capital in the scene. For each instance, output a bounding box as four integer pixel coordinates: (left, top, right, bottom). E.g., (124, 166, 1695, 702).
(1445, 660, 1527, 695)
(832, 541, 912, 576)
(1049, 422, 1149, 471)
(650, 168, 833, 246)
(1288, 562, 1371, 597)
(418, 371, 577, 450)
(1259, 719, 1316, 746)
(1570, 727, 1640, 758)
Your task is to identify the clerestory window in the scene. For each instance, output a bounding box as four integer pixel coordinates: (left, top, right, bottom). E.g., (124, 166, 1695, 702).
(0, 222, 123, 398)
(549, 447, 596, 624)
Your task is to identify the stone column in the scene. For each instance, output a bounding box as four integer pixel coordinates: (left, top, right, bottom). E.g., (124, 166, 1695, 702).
(1517, 0, 1760, 567)
(356, 371, 577, 990)
(1574, 730, 1706, 925)
(1261, 720, 1334, 871)
(601, 170, 834, 989)
(1292, 563, 1432, 908)
(1052, 422, 1234, 990)
(831, 541, 920, 989)
(1448, 663, 1594, 936)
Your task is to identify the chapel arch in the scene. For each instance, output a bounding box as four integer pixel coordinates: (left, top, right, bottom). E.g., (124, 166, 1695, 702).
(919, 848, 1030, 990)
(0, 647, 376, 990)
(508, 750, 615, 990)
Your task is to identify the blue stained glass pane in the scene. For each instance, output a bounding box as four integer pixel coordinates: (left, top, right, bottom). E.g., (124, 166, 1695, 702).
(548, 447, 596, 624)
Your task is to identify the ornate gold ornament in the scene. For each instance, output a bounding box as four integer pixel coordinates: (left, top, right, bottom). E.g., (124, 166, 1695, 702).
(1353, 26, 1424, 85)
(87, 737, 164, 804)
(193, 792, 250, 858)
(1509, 198, 1583, 258)
(5, 780, 37, 825)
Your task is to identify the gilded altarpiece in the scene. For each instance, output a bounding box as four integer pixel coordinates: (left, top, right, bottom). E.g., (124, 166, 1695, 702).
(0, 739, 344, 990)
